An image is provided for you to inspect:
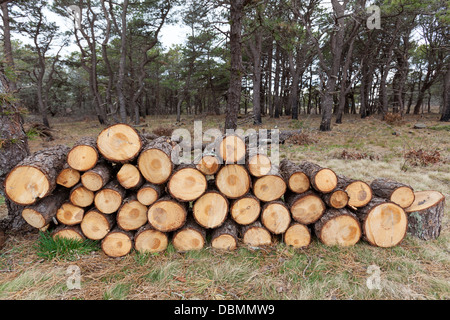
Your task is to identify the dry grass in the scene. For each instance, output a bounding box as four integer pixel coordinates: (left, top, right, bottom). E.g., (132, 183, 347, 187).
(0, 112, 449, 300)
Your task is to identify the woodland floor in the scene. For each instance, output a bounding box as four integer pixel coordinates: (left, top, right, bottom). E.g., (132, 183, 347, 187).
(0, 111, 449, 300)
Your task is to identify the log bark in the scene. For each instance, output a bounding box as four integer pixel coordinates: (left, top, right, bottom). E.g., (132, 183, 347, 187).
(101, 228, 134, 257)
(314, 208, 361, 246)
(69, 183, 94, 208)
(81, 163, 112, 192)
(285, 190, 326, 225)
(241, 220, 272, 247)
(370, 178, 414, 209)
(96, 124, 143, 163)
(147, 196, 187, 232)
(337, 175, 372, 208)
(134, 223, 168, 253)
(261, 201, 291, 234)
(211, 219, 239, 250)
(279, 159, 310, 194)
(405, 191, 445, 240)
(116, 196, 148, 231)
(21, 188, 69, 229)
(298, 161, 337, 193)
(193, 189, 229, 229)
(136, 182, 163, 206)
(67, 137, 99, 171)
(4, 145, 70, 205)
(94, 180, 126, 214)
(172, 216, 206, 252)
(230, 193, 261, 225)
(215, 164, 251, 199)
(167, 164, 207, 202)
(137, 136, 173, 184)
(80, 209, 115, 240)
(283, 222, 311, 248)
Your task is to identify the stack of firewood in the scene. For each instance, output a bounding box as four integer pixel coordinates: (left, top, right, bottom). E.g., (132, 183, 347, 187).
(4, 124, 445, 257)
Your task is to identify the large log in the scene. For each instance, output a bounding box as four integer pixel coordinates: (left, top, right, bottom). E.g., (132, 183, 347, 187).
(355, 197, 407, 248)
(80, 209, 115, 240)
(261, 201, 291, 234)
(314, 208, 362, 246)
(81, 163, 112, 192)
(101, 228, 134, 257)
(67, 137, 98, 171)
(211, 219, 239, 250)
(172, 217, 206, 252)
(253, 169, 287, 202)
(116, 164, 144, 190)
(193, 189, 229, 229)
(137, 136, 173, 184)
(69, 183, 94, 208)
(241, 220, 272, 247)
(370, 178, 415, 209)
(56, 202, 85, 226)
(230, 193, 261, 225)
(136, 182, 163, 206)
(279, 159, 310, 194)
(298, 161, 337, 194)
(56, 163, 81, 189)
(283, 223, 311, 248)
(4, 145, 70, 205)
(405, 190, 445, 240)
(96, 124, 143, 163)
(285, 190, 326, 225)
(337, 175, 372, 208)
(167, 165, 207, 202)
(94, 180, 126, 214)
(147, 196, 187, 232)
(215, 164, 251, 199)
(116, 196, 148, 231)
(21, 188, 69, 229)
(134, 224, 168, 253)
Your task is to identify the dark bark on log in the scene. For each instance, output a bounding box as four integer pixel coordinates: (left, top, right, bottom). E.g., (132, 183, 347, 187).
(370, 178, 414, 208)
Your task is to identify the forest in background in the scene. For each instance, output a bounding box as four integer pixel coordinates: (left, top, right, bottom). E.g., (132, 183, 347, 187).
(0, 0, 449, 132)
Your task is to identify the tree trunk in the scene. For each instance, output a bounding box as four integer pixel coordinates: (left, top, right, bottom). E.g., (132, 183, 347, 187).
(1, 2, 17, 91)
(440, 63, 450, 121)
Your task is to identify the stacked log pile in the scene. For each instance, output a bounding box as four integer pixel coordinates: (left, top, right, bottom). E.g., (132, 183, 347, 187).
(4, 124, 445, 257)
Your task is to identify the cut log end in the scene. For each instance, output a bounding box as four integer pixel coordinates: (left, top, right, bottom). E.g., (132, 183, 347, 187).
(97, 124, 142, 163)
(57, 167, 80, 189)
(172, 219, 206, 252)
(56, 202, 85, 226)
(284, 223, 311, 248)
(231, 195, 260, 225)
(5, 166, 50, 205)
(253, 175, 287, 202)
(288, 192, 326, 225)
(67, 145, 98, 171)
(196, 155, 221, 175)
(117, 164, 143, 189)
(117, 199, 148, 231)
(315, 209, 361, 247)
(315, 168, 338, 193)
(242, 226, 272, 247)
(219, 135, 246, 163)
(135, 227, 168, 253)
(391, 187, 415, 209)
(147, 198, 187, 232)
(248, 154, 272, 177)
(216, 165, 251, 199)
(168, 167, 207, 202)
(101, 229, 133, 257)
(70, 185, 94, 208)
(80, 210, 114, 240)
(136, 183, 161, 206)
(261, 202, 291, 234)
(193, 192, 228, 229)
(287, 172, 310, 194)
(94, 182, 125, 214)
(52, 226, 85, 241)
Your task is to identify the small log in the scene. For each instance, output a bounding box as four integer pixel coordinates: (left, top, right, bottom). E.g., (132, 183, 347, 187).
(67, 137, 98, 171)
(211, 219, 239, 250)
(137, 136, 173, 184)
(134, 224, 168, 253)
(21, 188, 69, 229)
(5, 145, 70, 205)
(172, 217, 206, 252)
(101, 228, 134, 258)
(193, 189, 229, 229)
(285, 190, 326, 225)
(283, 223, 311, 248)
(96, 124, 143, 163)
(298, 161, 337, 194)
(167, 164, 207, 202)
(116, 196, 148, 231)
(56, 202, 85, 226)
(252, 168, 287, 202)
(370, 178, 415, 209)
(321, 189, 349, 209)
(116, 163, 144, 190)
(261, 201, 291, 234)
(314, 208, 362, 246)
(81, 163, 112, 192)
(147, 196, 187, 232)
(195, 154, 221, 176)
(56, 163, 80, 189)
(52, 225, 85, 241)
(247, 152, 272, 177)
(405, 190, 445, 240)
(80, 209, 115, 240)
(337, 175, 372, 208)
(241, 220, 272, 247)
(94, 180, 126, 214)
(230, 193, 261, 225)
(279, 159, 310, 194)
(355, 197, 407, 248)
(69, 183, 94, 208)
(136, 182, 163, 206)
(215, 164, 251, 199)
(218, 134, 247, 164)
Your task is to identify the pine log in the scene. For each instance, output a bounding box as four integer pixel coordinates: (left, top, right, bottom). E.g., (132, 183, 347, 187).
(67, 137, 99, 171)
(172, 217, 206, 252)
(247, 152, 272, 177)
(321, 189, 349, 209)
(137, 136, 173, 184)
(215, 164, 251, 199)
(261, 201, 291, 234)
(253, 169, 287, 202)
(279, 159, 310, 194)
(370, 178, 415, 209)
(219, 134, 247, 164)
(167, 165, 207, 202)
(56, 163, 80, 189)
(96, 124, 143, 163)
(116, 196, 148, 231)
(147, 196, 187, 232)
(81, 163, 112, 192)
(283, 223, 311, 248)
(69, 183, 94, 208)
(80, 209, 115, 240)
(193, 189, 229, 229)
(355, 197, 407, 247)
(56, 202, 85, 225)
(52, 225, 85, 241)
(21, 188, 69, 229)
(101, 228, 134, 257)
(230, 193, 261, 225)
(285, 190, 326, 225)
(211, 219, 239, 250)
(298, 161, 337, 193)
(337, 175, 373, 208)
(4, 145, 70, 205)
(116, 163, 144, 189)
(405, 190, 445, 240)
(136, 182, 163, 206)
(196, 154, 221, 176)
(94, 180, 126, 214)
(134, 224, 168, 253)
(314, 208, 362, 246)
(241, 220, 272, 247)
